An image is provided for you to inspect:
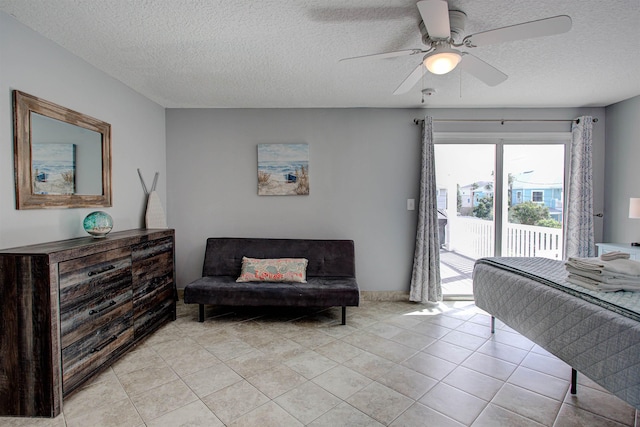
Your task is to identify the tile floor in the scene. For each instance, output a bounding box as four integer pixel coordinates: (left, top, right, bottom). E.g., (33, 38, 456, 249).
(2, 300, 638, 427)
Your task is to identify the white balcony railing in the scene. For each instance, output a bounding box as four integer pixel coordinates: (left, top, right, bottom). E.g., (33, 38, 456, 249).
(445, 216, 563, 260)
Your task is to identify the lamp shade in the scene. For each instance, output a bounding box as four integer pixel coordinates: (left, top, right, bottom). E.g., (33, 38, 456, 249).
(423, 47, 462, 75)
(629, 198, 640, 219)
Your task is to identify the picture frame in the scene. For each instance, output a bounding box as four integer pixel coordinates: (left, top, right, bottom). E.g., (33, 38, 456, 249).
(257, 143, 309, 196)
(31, 143, 76, 195)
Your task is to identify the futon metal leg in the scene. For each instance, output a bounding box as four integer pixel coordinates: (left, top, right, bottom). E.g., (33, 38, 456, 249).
(342, 306, 346, 325)
(571, 368, 577, 394)
(491, 316, 495, 334)
(199, 304, 205, 322)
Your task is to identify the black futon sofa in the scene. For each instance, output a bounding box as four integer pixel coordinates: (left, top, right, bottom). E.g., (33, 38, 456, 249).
(183, 238, 360, 324)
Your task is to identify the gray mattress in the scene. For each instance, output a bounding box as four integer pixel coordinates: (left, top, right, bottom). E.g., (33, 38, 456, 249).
(473, 257, 640, 409)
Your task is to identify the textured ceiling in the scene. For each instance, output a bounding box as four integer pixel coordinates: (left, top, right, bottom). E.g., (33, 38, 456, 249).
(1, 0, 639, 108)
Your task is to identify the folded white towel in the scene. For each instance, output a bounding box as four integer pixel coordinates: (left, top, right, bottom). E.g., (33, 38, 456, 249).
(609, 283, 640, 292)
(566, 257, 606, 271)
(567, 273, 640, 292)
(566, 257, 640, 276)
(565, 265, 640, 283)
(600, 251, 631, 261)
(567, 275, 602, 291)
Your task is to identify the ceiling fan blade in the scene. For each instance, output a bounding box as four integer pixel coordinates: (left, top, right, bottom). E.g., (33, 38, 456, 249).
(393, 63, 427, 95)
(458, 54, 508, 86)
(417, 0, 451, 39)
(339, 49, 424, 62)
(464, 15, 572, 47)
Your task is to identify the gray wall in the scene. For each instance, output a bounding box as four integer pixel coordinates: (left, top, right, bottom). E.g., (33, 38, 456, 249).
(0, 12, 167, 248)
(604, 95, 640, 243)
(166, 107, 605, 292)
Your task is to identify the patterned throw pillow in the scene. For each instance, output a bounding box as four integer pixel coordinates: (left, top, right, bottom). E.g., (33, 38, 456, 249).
(236, 257, 308, 283)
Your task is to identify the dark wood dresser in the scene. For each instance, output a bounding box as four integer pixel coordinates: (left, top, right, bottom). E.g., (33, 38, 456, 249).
(0, 228, 176, 417)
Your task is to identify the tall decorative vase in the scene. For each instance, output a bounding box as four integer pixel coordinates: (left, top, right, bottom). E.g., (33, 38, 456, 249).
(145, 190, 167, 228)
(138, 169, 167, 229)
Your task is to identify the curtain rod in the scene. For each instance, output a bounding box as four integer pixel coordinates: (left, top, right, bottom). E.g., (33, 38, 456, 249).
(413, 118, 598, 125)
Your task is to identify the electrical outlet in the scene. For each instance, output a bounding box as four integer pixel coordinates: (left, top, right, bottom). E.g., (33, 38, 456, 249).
(407, 199, 415, 210)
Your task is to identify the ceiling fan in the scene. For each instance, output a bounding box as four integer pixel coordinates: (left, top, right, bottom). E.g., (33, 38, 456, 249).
(340, 0, 572, 94)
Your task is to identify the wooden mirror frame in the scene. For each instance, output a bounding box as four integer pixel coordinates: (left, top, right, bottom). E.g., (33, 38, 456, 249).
(13, 90, 112, 209)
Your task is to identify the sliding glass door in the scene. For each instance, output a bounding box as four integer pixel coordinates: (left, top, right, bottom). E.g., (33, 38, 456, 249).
(435, 138, 567, 298)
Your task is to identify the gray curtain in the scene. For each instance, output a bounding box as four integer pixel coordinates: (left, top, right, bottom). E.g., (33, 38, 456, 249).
(410, 116, 442, 303)
(564, 116, 595, 258)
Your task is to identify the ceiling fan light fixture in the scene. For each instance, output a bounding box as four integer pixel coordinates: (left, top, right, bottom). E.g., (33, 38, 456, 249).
(423, 47, 462, 75)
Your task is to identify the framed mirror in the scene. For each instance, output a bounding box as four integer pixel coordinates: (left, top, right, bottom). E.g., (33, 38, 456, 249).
(13, 90, 112, 209)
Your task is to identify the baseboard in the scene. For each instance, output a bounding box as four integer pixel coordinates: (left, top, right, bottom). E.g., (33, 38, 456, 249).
(360, 291, 410, 301)
(442, 294, 475, 301)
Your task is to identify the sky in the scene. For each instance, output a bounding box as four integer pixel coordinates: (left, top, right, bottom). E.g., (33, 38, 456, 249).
(258, 143, 309, 163)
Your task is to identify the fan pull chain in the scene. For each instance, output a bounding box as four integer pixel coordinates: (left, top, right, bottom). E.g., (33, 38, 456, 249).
(421, 68, 425, 104)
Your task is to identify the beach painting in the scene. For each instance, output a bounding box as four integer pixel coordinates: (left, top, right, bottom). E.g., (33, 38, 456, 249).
(32, 143, 76, 195)
(258, 143, 309, 196)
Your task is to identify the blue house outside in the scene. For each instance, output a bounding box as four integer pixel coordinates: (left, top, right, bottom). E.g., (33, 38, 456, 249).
(511, 171, 563, 223)
(460, 172, 563, 223)
(474, 190, 492, 205)
(458, 181, 493, 216)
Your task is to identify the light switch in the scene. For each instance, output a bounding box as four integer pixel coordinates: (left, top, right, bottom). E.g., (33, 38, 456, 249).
(407, 199, 415, 210)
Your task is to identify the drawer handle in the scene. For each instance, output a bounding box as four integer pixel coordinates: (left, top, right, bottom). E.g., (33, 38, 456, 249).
(89, 300, 116, 315)
(91, 335, 118, 353)
(88, 265, 116, 277)
(147, 308, 157, 316)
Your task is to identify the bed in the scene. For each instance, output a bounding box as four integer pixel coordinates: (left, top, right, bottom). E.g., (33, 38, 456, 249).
(473, 257, 640, 409)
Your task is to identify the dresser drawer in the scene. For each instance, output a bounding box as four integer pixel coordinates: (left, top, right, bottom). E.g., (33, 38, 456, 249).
(133, 270, 173, 317)
(132, 250, 173, 297)
(62, 312, 133, 394)
(60, 284, 133, 349)
(134, 297, 174, 339)
(132, 237, 173, 262)
(59, 247, 132, 306)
